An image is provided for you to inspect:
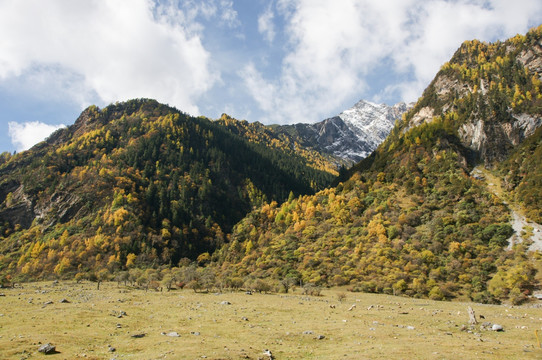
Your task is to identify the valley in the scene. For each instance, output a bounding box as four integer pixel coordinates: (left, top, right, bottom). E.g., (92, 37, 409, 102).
(1, 281, 541, 359)
(0, 25, 542, 309)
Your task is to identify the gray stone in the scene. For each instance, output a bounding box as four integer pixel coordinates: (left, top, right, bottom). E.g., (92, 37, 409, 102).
(165, 331, 180, 337)
(38, 343, 56, 354)
(59, 298, 70, 303)
(220, 301, 231, 305)
(131, 333, 146, 338)
(492, 324, 504, 332)
(316, 335, 325, 340)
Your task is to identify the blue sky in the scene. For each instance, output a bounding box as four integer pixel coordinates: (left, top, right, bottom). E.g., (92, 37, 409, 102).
(1, 0, 541, 153)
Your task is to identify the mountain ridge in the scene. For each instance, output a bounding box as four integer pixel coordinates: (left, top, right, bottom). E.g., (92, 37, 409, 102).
(214, 25, 542, 304)
(272, 99, 411, 166)
(1, 26, 542, 305)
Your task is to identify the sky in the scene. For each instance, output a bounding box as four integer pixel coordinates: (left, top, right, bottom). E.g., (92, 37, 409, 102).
(1, 0, 541, 153)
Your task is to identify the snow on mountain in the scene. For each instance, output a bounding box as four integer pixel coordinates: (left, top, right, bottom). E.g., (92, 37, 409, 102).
(274, 99, 411, 166)
(320, 100, 412, 163)
(339, 100, 409, 151)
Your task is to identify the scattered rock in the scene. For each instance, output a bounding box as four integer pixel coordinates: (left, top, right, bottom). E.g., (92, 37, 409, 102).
(406, 326, 415, 330)
(480, 322, 493, 331)
(316, 335, 325, 340)
(241, 317, 249, 321)
(38, 343, 56, 354)
(492, 324, 504, 332)
(303, 331, 314, 335)
(59, 299, 70, 303)
(263, 349, 274, 359)
(116, 324, 122, 328)
(220, 301, 231, 305)
(0, 293, 5, 297)
(164, 332, 180, 337)
(191, 331, 200, 336)
(245, 291, 252, 295)
(329, 304, 336, 309)
(348, 304, 356, 311)
(108, 346, 116, 352)
(43, 301, 53, 305)
(367, 305, 374, 310)
(131, 333, 146, 338)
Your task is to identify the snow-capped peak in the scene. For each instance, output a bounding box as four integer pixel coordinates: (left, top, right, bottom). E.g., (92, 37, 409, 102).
(338, 100, 409, 150)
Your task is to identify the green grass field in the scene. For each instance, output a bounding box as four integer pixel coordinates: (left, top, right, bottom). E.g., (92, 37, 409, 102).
(1, 281, 541, 359)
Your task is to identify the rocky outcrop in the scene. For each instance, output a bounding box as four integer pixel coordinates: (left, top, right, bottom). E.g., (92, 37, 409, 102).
(0, 181, 84, 231)
(278, 100, 412, 165)
(457, 113, 542, 164)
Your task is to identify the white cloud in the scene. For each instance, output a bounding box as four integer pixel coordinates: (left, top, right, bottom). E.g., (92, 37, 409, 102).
(258, 5, 276, 43)
(8, 121, 66, 152)
(219, 0, 240, 28)
(243, 0, 542, 124)
(0, 0, 218, 115)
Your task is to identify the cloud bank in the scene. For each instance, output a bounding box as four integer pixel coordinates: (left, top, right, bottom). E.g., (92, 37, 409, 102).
(245, 0, 542, 124)
(0, 0, 220, 115)
(8, 121, 65, 152)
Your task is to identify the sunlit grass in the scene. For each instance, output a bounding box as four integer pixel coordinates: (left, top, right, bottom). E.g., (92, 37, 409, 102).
(1, 281, 541, 359)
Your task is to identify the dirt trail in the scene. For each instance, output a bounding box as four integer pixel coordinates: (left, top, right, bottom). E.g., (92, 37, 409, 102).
(473, 167, 542, 252)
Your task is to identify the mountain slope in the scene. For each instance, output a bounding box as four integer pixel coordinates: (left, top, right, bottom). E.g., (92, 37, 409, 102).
(272, 100, 411, 166)
(0, 99, 335, 279)
(499, 124, 542, 224)
(215, 25, 542, 304)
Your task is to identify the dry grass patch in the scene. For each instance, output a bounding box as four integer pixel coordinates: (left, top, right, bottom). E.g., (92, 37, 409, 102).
(0, 281, 541, 359)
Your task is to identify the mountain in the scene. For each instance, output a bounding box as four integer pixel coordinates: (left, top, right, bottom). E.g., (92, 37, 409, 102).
(3, 25, 542, 305)
(215, 25, 542, 304)
(273, 100, 411, 166)
(0, 99, 335, 279)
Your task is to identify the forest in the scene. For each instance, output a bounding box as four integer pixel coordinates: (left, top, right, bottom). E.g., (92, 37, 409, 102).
(1, 26, 542, 304)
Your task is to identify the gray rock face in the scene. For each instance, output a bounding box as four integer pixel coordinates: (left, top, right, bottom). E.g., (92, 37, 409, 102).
(458, 114, 542, 164)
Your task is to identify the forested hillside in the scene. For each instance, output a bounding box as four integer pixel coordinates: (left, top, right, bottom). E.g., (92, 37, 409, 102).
(214, 25, 542, 304)
(0, 99, 334, 280)
(499, 125, 542, 224)
(1, 26, 541, 305)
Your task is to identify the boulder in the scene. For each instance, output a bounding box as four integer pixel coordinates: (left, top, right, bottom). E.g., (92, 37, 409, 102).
(38, 343, 56, 354)
(164, 332, 180, 337)
(492, 324, 504, 332)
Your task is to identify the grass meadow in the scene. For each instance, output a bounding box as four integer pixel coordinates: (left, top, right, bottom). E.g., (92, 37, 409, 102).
(1, 281, 541, 359)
